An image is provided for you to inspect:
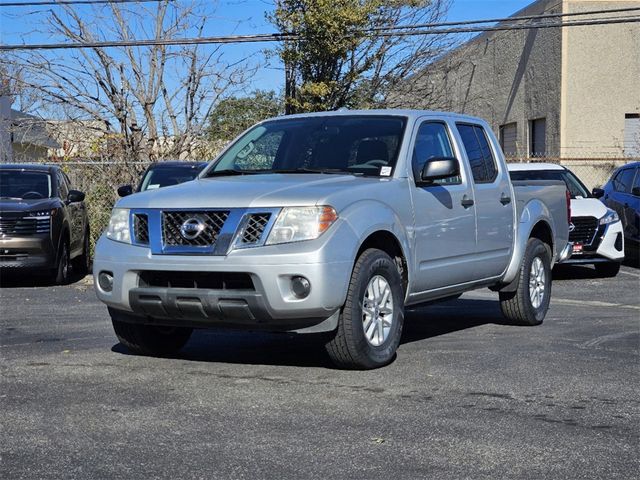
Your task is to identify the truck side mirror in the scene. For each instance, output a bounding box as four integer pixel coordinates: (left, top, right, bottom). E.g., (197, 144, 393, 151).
(420, 157, 459, 184)
(591, 187, 605, 198)
(67, 189, 85, 203)
(117, 185, 133, 197)
(632, 186, 640, 197)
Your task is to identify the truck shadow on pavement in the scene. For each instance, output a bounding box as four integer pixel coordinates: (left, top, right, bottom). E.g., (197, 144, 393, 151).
(111, 298, 504, 368)
(0, 270, 88, 288)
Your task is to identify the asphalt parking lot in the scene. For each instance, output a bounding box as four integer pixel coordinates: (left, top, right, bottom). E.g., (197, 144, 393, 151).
(1, 264, 639, 479)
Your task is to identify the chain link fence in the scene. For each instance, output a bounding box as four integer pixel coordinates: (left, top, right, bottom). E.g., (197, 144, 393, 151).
(15, 156, 638, 254)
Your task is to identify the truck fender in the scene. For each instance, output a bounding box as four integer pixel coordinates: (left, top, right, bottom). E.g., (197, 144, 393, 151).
(498, 198, 557, 291)
(337, 200, 413, 287)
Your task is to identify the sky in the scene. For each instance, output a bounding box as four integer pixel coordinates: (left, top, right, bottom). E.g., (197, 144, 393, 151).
(0, 0, 535, 93)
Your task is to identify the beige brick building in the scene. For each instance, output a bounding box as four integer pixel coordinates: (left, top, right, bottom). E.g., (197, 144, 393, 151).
(390, 0, 640, 160)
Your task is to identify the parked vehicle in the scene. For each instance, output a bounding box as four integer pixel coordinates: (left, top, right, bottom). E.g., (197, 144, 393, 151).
(509, 163, 624, 277)
(593, 162, 640, 255)
(0, 164, 90, 284)
(94, 110, 570, 369)
(117, 161, 208, 197)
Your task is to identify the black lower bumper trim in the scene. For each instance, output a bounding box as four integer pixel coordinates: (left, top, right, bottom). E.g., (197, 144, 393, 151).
(127, 287, 327, 331)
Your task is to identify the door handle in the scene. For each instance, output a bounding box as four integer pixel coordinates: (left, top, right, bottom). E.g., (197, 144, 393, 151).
(461, 195, 474, 208)
(500, 193, 511, 205)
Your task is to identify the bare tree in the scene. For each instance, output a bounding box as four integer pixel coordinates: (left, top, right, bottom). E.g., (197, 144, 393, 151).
(1, 0, 253, 162)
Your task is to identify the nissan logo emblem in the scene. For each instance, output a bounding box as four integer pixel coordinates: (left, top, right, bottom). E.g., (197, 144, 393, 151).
(569, 223, 575, 232)
(180, 217, 206, 240)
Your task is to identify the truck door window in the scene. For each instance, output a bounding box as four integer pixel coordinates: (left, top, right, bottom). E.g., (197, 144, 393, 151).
(412, 122, 460, 185)
(456, 124, 498, 183)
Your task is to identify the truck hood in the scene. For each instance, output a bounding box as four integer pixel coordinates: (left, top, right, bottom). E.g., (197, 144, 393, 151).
(570, 197, 609, 219)
(117, 173, 387, 209)
(0, 198, 58, 214)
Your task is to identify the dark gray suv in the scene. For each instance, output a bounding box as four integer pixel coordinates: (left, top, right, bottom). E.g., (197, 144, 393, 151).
(0, 164, 90, 284)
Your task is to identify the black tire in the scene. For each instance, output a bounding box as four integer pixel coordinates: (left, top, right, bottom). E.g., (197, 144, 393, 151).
(499, 238, 552, 326)
(594, 262, 620, 278)
(73, 228, 91, 276)
(52, 240, 71, 285)
(110, 309, 193, 356)
(325, 248, 404, 370)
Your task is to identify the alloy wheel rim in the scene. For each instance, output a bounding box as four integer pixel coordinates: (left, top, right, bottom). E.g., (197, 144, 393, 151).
(361, 275, 394, 347)
(529, 257, 546, 309)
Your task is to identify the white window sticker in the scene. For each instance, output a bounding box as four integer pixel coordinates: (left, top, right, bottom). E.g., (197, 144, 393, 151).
(380, 166, 392, 176)
(147, 184, 160, 190)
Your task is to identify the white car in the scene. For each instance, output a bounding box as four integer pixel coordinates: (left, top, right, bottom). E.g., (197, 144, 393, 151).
(509, 163, 624, 277)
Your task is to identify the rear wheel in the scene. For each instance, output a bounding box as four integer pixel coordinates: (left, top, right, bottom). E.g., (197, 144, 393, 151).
(325, 248, 404, 369)
(594, 262, 620, 278)
(499, 238, 552, 326)
(110, 308, 193, 356)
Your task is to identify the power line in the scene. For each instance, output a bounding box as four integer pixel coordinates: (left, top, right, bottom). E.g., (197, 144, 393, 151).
(370, 6, 640, 32)
(0, 0, 169, 7)
(1, 12, 639, 50)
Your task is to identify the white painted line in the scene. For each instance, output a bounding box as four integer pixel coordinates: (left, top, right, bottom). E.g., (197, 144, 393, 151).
(464, 290, 640, 311)
(618, 269, 640, 278)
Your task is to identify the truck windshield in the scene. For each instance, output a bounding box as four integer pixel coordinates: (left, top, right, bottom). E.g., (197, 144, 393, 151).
(0, 170, 52, 199)
(206, 115, 407, 177)
(509, 169, 590, 199)
(139, 164, 206, 191)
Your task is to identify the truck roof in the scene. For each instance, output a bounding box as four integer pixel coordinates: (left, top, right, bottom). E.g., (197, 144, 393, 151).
(507, 162, 566, 172)
(263, 109, 489, 124)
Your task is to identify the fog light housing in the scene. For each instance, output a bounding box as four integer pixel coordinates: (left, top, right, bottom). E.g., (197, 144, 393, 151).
(98, 271, 114, 292)
(291, 276, 311, 299)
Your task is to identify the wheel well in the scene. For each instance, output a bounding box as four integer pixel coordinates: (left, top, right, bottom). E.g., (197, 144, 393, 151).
(356, 231, 408, 292)
(530, 221, 553, 252)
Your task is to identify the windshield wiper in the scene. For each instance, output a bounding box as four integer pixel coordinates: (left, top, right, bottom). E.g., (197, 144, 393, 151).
(271, 168, 364, 176)
(206, 169, 259, 177)
(0, 196, 23, 200)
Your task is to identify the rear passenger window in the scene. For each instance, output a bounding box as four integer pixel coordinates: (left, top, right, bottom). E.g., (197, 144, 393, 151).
(456, 124, 498, 183)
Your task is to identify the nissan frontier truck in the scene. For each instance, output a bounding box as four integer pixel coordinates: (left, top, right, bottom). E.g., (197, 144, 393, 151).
(94, 110, 571, 369)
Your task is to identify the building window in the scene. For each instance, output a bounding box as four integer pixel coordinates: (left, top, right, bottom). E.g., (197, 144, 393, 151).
(529, 118, 546, 158)
(624, 113, 640, 157)
(499, 123, 517, 157)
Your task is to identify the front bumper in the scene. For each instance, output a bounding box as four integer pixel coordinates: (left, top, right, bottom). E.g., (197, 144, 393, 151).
(93, 234, 353, 331)
(562, 220, 624, 264)
(0, 234, 55, 269)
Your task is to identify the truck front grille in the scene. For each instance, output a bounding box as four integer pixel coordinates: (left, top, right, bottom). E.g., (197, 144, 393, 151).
(133, 213, 149, 245)
(162, 210, 229, 247)
(0, 214, 50, 235)
(569, 216, 598, 245)
(138, 270, 254, 290)
(240, 213, 271, 245)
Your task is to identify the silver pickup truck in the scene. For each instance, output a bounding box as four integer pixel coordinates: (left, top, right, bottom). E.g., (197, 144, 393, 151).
(94, 110, 570, 369)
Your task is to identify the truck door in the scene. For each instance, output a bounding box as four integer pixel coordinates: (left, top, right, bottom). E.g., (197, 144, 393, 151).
(410, 119, 478, 293)
(454, 123, 514, 279)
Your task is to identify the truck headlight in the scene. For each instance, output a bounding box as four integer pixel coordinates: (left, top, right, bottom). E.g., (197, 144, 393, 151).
(599, 210, 619, 226)
(106, 208, 131, 243)
(266, 206, 338, 245)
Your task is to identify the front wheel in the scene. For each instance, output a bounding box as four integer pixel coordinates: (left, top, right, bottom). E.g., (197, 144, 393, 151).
(52, 241, 71, 285)
(110, 308, 193, 356)
(499, 238, 552, 326)
(325, 248, 405, 369)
